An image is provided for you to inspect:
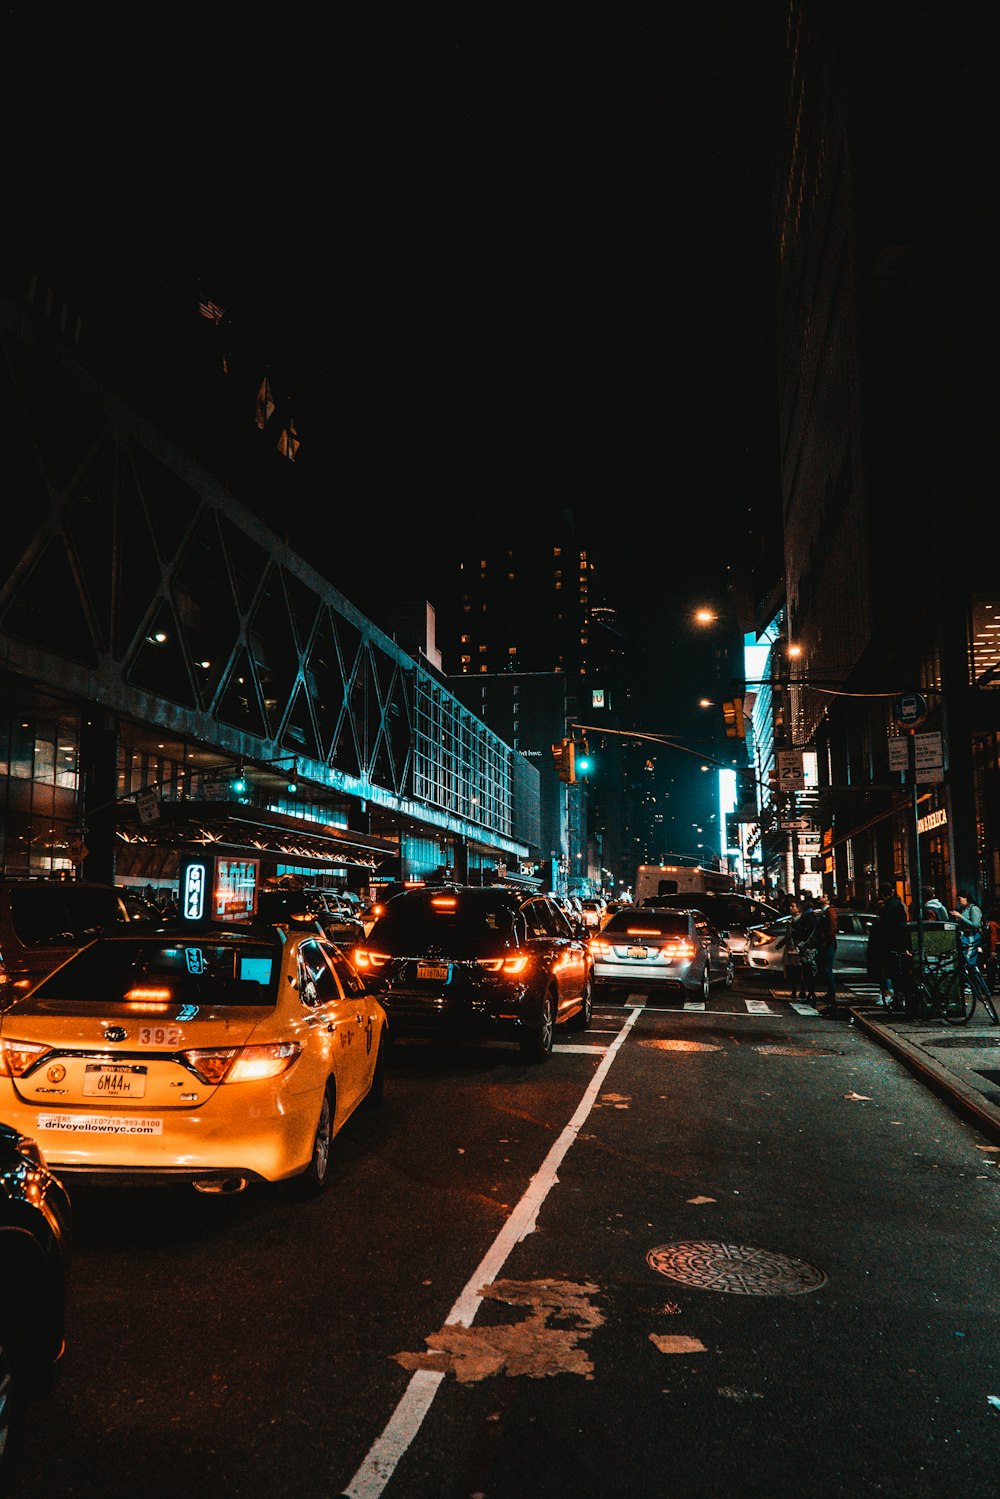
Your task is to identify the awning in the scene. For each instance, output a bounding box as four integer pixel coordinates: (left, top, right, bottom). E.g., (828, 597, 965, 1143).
(112, 801, 399, 873)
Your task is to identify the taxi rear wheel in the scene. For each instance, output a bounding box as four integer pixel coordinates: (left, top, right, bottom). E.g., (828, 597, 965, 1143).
(297, 1083, 335, 1195)
(0, 1324, 24, 1487)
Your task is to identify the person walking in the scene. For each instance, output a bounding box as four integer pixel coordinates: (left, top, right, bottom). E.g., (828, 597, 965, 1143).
(793, 892, 820, 1002)
(783, 898, 804, 997)
(920, 884, 949, 922)
(814, 891, 840, 1012)
(873, 881, 910, 1012)
(950, 888, 985, 974)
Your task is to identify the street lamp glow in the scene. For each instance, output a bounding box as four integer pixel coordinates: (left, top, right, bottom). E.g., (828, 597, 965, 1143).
(694, 608, 718, 626)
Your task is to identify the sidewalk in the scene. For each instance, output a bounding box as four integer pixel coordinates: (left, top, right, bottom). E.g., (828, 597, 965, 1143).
(838, 984, 1000, 1145)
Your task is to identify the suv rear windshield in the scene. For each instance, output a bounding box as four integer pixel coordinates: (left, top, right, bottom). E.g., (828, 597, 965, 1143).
(29, 936, 281, 1006)
(603, 911, 691, 937)
(642, 893, 778, 928)
(368, 892, 518, 957)
(9, 886, 129, 946)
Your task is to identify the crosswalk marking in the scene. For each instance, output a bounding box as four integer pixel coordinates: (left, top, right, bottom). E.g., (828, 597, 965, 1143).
(683, 1000, 706, 1011)
(744, 997, 775, 1014)
(790, 1001, 819, 1016)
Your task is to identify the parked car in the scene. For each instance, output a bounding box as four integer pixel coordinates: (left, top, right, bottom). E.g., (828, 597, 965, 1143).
(745, 908, 878, 979)
(640, 891, 781, 968)
(0, 920, 388, 1197)
(0, 1123, 72, 1491)
(590, 906, 734, 1001)
(354, 885, 593, 1061)
(0, 879, 141, 1009)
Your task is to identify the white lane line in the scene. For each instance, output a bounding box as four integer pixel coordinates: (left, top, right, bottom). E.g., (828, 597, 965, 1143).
(558, 1042, 609, 1054)
(337, 1005, 645, 1499)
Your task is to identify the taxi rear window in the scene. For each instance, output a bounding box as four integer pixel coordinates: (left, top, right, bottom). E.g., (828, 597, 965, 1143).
(29, 938, 279, 1006)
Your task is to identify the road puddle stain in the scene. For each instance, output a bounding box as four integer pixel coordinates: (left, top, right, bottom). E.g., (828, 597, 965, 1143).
(393, 1278, 603, 1382)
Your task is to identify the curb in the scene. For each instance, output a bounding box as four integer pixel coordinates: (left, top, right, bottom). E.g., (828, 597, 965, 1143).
(851, 1007, 1000, 1145)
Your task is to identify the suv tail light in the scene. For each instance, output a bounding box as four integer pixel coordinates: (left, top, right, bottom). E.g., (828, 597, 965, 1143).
(353, 948, 390, 970)
(477, 954, 530, 976)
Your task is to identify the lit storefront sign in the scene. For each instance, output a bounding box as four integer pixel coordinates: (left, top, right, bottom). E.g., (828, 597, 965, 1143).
(917, 807, 948, 835)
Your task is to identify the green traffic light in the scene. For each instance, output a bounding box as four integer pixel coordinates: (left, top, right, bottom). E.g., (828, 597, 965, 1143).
(577, 756, 592, 774)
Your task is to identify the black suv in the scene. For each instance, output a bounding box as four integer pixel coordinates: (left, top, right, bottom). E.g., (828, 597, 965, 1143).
(0, 1123, 72, 1489)
(0, 879, 138, 1009)
(355, 886, 593, 1060)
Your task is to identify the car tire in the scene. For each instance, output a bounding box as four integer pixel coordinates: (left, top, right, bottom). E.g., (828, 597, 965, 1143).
(0, 1322, 25, 1491)
(724, 956, 735, 988)
(700, 965, 711, 1001)
(296, 1083, 335, 1195)
(520, 990, 555, 1063)
(569, 973, 593, 1031)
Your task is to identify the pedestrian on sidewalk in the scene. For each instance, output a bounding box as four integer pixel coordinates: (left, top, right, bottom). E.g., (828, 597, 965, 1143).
(920, 884, 949, 922)
(951, 888, 985, 975)
(872, 881, 910, 1011)
(814, 891, 840, 1011)
(794, 892, 820, 1002)
(783, 898, 804, 997)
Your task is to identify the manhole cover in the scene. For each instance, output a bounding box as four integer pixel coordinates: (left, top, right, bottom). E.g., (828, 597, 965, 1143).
(928, 1036, 1000, 1050)
(754, 1044, 836, 1056)
(646, 1241, 827, 1296)
(641, 1039, 721, 1052)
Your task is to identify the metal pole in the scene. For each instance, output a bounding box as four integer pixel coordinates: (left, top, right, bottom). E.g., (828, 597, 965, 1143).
(909, 731, 924, 965)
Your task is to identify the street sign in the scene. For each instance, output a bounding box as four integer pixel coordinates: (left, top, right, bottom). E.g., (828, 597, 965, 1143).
(777, 749, 806, 790)
(892, 693, 927, 728)
(135, 787, 161, 825)
(888, 737, 909, 772)
(779, 818, 814, 832)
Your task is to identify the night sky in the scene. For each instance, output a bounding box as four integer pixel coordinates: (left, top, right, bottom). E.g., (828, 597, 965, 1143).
(5, 3, 775, 856)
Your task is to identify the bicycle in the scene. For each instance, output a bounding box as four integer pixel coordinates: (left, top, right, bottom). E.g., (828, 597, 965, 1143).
(903, 947, 997, 1025)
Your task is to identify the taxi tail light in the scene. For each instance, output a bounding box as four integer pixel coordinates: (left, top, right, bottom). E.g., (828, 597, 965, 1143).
(0, 1038, 52, 1077)
(477, 954, 531, 976)
(353, 948, 390, 970)
(183, 1043, 302, 1084)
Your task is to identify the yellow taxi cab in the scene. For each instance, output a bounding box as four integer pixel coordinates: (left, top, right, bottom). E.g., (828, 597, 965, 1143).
(0, 919, 388, 1197)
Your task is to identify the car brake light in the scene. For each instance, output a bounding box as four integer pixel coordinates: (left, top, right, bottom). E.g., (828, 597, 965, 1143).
(589, 939, 610, 956)
(662, 940, 697, 960)
(183, 1043, 301, 1084)
(477, 955, 531, 976)
(353, 948, 390, 970)
(430, 895, 459, 910)
(0, 1039, 52, 1077)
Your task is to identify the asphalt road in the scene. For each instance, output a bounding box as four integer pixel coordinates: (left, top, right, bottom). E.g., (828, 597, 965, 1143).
(8, 975, 999, 1499)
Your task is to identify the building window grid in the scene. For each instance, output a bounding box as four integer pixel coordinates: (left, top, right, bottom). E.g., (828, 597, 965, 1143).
(411, 677, 512, 838)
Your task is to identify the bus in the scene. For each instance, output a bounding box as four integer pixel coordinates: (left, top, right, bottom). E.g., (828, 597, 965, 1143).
(633, 863, 735, 907)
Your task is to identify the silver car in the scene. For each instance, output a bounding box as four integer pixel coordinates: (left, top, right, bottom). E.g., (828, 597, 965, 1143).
(745, 910, 877, 979)
(590, 907, 734, 1001)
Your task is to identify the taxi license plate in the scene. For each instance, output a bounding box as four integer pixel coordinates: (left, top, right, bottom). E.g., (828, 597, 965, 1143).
(417, 963, 449, 982)
(627, 946, 649, 959)
(83, 1063, 147, 1098)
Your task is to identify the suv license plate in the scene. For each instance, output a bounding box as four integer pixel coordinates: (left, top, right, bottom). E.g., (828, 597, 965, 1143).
(416, 963, 449, 982)
(627, 946, 648, 959)
(83, 1063, 148, 1098)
